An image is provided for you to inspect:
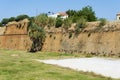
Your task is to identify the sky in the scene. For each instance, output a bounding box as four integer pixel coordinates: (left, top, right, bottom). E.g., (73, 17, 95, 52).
(0, 0, 120, 21)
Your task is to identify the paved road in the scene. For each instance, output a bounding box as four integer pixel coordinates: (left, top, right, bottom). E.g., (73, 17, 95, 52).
(37, 57, 120, 79)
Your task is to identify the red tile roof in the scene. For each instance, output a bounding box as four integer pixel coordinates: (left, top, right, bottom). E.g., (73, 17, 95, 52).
(117, 13, 120, 16)
(58, 12, 68, 16)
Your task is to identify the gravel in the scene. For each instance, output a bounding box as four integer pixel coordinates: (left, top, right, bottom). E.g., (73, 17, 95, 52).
(37, 57, 120, 79)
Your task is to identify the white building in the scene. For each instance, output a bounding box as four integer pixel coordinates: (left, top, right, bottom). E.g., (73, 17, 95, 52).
(116, 13, 120, 20)
(48, 12, 68, 19)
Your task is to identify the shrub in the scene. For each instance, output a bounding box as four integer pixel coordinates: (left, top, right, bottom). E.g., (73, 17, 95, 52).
(99, 18, 107, 26)
(72, 16, 79, 23)
(85, 53, 92, 57)
(80, 6, 97, 21)
(15, 14, 29, 21)
(28, 17, 35, 28)
(66, 10, 77, 17)
(47, 17, 55, 28)
(77, 18, 86, 28)
(63, 18, 72, 30)
(66, 6, 97, 22)
(9, 17, 15, 22)
(75, 18, 86, 33)
(28, 23, 45, 52)
(35, 14, 48, 27)
(55, 18, 63, 28)
(1, 18, 9, 25)
(29, 17, 35, 22)
(0, 22, 2, 27)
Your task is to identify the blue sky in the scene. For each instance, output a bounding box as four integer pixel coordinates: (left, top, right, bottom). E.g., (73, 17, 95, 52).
(0, 0, 120, 21)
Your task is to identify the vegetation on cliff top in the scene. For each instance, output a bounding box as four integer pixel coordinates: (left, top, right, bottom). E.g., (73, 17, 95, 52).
(0, 6, 98, 27)
(66, 6, 97, 22)
(0, 14, 31, 26)
(0, 6, 107, 52)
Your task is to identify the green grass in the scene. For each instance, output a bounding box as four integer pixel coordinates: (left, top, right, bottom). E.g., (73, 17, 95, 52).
(0, 49, 118, 80)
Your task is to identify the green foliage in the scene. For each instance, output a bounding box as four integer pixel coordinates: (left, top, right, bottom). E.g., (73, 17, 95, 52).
(75, 18, 86, 33)
(29, 23, 45, 39)
(63, 18, 72, 30)
(29, 17, 35, 22)
(66, 6, 97, 22)
(66, 10, 77, 17)
(77, 18, 86, 28)
(66, 10, 79, 23)
(0, 15, 29, 26)
(55, 18, 63, 28)
(15, 14, 29, 21)
(71, 16, 79, 23)
(9, 17, 15, 22)
(80, 6, 97, 21)
(0, 22, 2, 27)
(47, 17, 55, 27)
(29, 23, 45, 52)
(95, 18, 107, 31)
(98, 18, 107, 26)
(35, 14, 48, 27)
(35, 14, 55, 28)
(1, 18, 9, 25)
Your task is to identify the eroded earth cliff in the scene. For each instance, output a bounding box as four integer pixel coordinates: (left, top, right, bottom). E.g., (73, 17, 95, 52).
(0, 19, 32, 50)
(1, 20, 120, 57)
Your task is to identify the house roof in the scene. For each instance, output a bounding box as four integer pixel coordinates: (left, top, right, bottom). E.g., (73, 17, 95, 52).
(117, 13, 120, 16)
(58, 12, 68, 16)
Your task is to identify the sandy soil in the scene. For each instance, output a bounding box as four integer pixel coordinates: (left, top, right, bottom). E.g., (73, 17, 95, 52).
(37, 57, 120, 79)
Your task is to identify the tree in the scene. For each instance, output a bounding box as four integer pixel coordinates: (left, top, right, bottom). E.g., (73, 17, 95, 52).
(55, 18, 63, 28)
(35, 14, 48, 27)
(9, 17, 15, 22)
(66, 10, 79, 23)
(71, 16, 80, 23)
(79, 6, 97, 21)
(66, 10, 77, 17)
(28, 23, 45, 52)
(15, 14, 29, 21)
(1, 18, 9, 25)
(66, 6, 97, 22)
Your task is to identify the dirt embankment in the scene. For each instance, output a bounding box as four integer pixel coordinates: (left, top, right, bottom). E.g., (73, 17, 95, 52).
(42, 21, 120, 57)
(0, 20, 120, 57)
(0, 19, 32, 50)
